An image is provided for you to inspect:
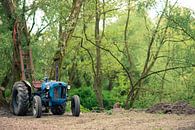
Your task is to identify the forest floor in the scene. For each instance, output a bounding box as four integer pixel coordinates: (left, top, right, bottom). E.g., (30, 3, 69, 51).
(1, 108, 195, 130)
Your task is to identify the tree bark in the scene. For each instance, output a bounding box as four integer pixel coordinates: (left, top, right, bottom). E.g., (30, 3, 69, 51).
(50, 0, 83, 80)
(93, 0, 104, 109)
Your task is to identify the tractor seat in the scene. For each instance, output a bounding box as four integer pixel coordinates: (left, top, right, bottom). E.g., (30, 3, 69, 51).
(32, 81, 42, 89)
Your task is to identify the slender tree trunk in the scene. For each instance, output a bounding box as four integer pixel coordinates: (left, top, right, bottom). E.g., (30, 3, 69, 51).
(124, 0, 136, 109)
(93, 0, 103, 109)
(160, 57, 170, 101)
(68, 55, 78, 85)
(108, 76, 113, 91)
(50, 0, 83, 80)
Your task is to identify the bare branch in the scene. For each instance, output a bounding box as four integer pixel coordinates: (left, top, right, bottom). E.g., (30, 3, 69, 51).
(142, 0, 168, 75)
(35, 20, 57, 37)
(100, 8, 120, 15)
(143, 12, 150, 32)
(164, 37, 191, 43)
(73, 35, 97, 77)
(112, 42, 126, 56)
(83, 24, 131, 81)
(29, 12, 36, 34)
(146, 24, 169, 74)
(145, 65, 194, 80)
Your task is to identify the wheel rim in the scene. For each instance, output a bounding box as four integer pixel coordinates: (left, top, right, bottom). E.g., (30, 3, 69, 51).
(12, 89, 19, 113)
(33, 99, 37, 116)
(16, 92, 19, 105)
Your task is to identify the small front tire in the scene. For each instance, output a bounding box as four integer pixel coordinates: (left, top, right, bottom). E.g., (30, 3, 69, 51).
(71, 95, 80, 117)
(33, 96, 42, 118)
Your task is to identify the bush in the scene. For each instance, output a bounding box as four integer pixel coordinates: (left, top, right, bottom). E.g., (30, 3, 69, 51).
(69, 87, 97, 110)
(66, 102, 90, 112)
(103, 90, 118, 109)
(133, 94, 158, 108)
(70, 86, 125, 110)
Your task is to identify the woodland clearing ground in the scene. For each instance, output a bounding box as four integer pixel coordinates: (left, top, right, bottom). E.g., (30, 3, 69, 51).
(0, 108, 195, 130)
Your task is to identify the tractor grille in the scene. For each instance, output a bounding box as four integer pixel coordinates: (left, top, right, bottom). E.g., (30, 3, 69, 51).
(50, 85, 67, 105)
(54, 88, 59, 98)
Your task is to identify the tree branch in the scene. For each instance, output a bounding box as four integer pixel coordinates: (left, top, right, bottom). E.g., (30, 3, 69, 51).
(100, 8, 120, 15)
(35, 20, 57, 37)
(142, 0, 168, 75)
(72, 35, 97, 77)
(167, 16, 195, 41)
(29, 12, 36, 34)
(134, 65, 195, 88)
(83, 24, 131, 81)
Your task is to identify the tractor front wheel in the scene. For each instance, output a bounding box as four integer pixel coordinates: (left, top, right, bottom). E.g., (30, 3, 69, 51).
(71, 95, 80, 117)
(32, 95, 42, 118)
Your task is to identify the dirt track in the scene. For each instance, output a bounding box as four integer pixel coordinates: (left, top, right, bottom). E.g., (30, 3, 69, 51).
(1, 109, 195, 130)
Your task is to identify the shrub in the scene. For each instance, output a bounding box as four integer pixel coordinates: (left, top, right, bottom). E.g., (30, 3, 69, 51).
(69, 87, 97, 110)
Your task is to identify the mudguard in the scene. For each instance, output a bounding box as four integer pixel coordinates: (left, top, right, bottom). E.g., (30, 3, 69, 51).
(22, 80, 32, 98)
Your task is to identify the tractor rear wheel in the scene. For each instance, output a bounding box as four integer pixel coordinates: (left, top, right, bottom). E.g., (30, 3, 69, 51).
(32, 95, 42, 118)
(51, 104, 65, 115)
(71, 95, 80, 117)
(11, 81, 29, 116)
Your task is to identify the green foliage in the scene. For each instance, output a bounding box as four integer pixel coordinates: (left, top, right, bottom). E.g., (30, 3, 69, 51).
(4, 89, 11, 98)
(102, 91, 116, 109)
(69, 87, 98, 110)
(66, 101, 90, 113)
(69, 86, 126, 110)
(133, 93, 159, 108)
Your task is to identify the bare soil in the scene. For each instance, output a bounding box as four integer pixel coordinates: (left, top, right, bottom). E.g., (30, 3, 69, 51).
(1, 108, 195, 130)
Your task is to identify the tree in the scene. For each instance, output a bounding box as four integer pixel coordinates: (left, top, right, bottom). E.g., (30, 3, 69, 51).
(50, 0, 83, 80)
(0, 0, 32, 103)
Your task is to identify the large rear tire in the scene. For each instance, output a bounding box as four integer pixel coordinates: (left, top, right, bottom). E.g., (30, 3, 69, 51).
(71, 95, 80, 117)
(33, 96, 42, 118)
(11, 81, 29, 116)
(51, 104, 65, 115)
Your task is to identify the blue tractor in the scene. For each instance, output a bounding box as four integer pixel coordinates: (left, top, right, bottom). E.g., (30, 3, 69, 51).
(12, 78, 80, 118)
(32, 78, 80, 118)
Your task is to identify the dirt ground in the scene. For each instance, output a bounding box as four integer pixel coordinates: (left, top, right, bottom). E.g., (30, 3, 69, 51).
(1, 109, 195, 130)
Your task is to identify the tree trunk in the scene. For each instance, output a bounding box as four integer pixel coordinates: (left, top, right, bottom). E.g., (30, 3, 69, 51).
(124, 0, 136, 109)
(108, 77, 113, 91)
(50, 0, 83, 80)
(93, 0, 104, 109)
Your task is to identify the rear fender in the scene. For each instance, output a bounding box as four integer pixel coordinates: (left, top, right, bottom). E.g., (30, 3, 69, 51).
(22, 80, 32, 99)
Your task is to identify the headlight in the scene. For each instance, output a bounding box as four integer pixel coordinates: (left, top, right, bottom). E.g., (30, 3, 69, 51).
(67, 85, 71, 90)
(46, 85, 50, 89)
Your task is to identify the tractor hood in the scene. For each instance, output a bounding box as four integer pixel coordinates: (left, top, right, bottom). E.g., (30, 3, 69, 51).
(41, 81, 67, 90)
